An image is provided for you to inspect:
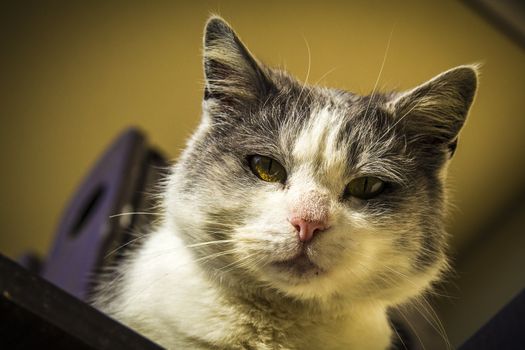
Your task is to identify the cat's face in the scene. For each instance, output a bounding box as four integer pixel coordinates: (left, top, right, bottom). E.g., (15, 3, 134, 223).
(167, 17, 477, 304)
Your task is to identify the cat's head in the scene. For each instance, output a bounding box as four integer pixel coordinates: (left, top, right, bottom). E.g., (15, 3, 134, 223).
(166, 17, 477, 305)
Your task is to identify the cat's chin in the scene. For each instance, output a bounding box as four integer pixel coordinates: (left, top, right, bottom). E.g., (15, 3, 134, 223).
(269, 252, 326, 280)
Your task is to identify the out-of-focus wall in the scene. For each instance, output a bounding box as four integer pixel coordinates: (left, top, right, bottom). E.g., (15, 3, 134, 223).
(1, 1, 524, 346)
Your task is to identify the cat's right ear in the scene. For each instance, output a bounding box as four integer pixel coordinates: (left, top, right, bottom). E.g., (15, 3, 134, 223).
(387, 65, 478, 157)
(203, 16, 274, 108)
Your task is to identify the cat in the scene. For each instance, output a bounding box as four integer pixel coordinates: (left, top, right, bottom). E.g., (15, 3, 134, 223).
(92, 16, 478, 349)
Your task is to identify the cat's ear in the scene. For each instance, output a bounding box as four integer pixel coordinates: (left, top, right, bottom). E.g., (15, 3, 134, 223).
(203, 16, 274, 107)
(388, 65, 478, 156)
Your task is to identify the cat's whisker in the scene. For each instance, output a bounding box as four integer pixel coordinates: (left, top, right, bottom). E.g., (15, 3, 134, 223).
(397, 306, 427, 350)
(218, 252, 260, 272)
(301, 35, 312, 88)
(352, 251, 452, 349)
(125, 249, 248, 299)
(349, 250, 425, 292)
(184, 239, 238, 249)
(291, 35, 312, 120)
(411, 297, 452, 350)
(296, 66, 338, 113)
(109, 211, 162, 219)
(194, 250, 239, 264)
(136, 247, 242, 276)
(104, 233, 149, 259)
(236, 252, 267, 269)
(313, 67, 337, 87)
(363, 26, 394, 120)
(382, 265, 420, 288)
(425, 299, 452, 350)
(125, 271, 173, 305)
(391, 320, 409, 350)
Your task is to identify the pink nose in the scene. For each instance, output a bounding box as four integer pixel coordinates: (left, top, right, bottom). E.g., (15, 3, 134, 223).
(290, 217, 329, 242)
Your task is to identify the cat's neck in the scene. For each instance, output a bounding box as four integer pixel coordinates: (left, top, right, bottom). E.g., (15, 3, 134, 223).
(217, 273, 378, 320)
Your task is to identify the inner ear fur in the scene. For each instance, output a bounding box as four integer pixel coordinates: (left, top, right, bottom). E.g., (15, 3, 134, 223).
(388, 65, 478, 153)
(203, 16, 274, 106)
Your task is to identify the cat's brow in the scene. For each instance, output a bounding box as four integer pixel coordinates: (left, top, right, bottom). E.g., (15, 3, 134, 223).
(292, 105, 347, 166)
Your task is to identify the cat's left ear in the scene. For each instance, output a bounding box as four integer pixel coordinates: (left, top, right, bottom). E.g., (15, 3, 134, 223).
(388, 65, 478, 157)
(203, 16, 274, 108)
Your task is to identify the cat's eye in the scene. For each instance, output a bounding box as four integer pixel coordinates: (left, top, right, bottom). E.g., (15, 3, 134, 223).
(248, 155, 287, 183)
(345, 176, 385, 200)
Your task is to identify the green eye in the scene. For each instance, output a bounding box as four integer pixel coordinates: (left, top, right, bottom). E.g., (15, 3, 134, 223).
(345, 176, 385, 200)
(248, 155, 287, 183)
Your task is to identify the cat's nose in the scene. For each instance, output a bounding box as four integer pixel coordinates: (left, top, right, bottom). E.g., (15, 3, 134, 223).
(290, 217, 329, 242)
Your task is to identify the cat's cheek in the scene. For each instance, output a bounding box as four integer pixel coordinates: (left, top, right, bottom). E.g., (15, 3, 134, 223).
(308, 219, 391, 294)
(236, 187, 299, 251)
(249, 189, 290, 229)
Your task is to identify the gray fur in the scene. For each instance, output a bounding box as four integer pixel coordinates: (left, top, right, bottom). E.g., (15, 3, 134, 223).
(93, 16, 478, 349)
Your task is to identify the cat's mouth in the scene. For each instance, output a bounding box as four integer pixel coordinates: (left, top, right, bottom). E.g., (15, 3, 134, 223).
(271, 252, 324, 277)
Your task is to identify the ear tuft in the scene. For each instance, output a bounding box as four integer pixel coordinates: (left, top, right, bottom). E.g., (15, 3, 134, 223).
(203, 16, 273, 106)
(204, 16, 236, 47)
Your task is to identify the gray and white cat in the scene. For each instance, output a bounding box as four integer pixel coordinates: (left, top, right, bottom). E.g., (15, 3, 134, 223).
(93, 17, 478, 349)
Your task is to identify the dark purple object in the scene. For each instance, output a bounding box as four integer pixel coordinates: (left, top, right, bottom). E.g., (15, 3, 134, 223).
(459, 289, 525, 350)
(41, 128, 166, 301)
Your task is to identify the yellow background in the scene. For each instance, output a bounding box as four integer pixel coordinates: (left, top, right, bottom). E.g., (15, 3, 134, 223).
(1, 1, 524, 346)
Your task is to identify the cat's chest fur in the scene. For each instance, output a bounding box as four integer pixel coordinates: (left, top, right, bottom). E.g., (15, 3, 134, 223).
(110, 227, 391, 350)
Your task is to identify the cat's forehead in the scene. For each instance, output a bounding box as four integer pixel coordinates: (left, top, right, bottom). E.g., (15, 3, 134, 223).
(208, 82, 411, 184)
(281, 90, 396, 165)
(291, 102, 350, 170)
(250, 86, 410, 189)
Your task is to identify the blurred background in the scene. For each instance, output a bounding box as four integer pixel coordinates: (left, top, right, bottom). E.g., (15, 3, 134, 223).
(0, 0, 524, 348)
